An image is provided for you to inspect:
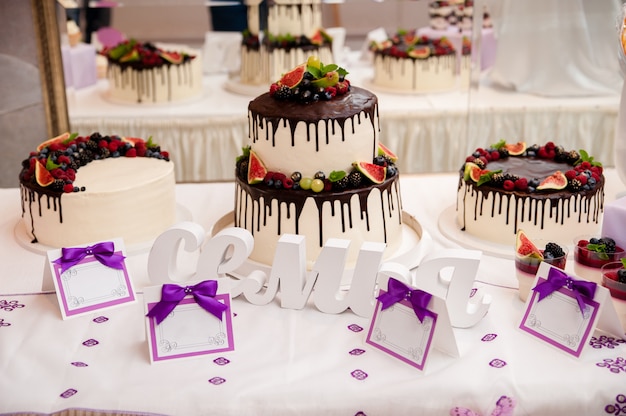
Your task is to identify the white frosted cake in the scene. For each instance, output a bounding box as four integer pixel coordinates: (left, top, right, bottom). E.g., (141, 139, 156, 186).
(240, 0, 333, 86)
(457, 140, 605, 246)
(370, 31, 457, 92)
(103, 40, 202, 104)
(234, 58, 403, 267)
(19, 133, 176, 248)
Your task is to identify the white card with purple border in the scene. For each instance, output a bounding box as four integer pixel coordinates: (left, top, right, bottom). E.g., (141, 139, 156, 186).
(45, 238, 135, 320)
(365, 276, 458, 371)
(519, 262, 623, 358)
(143, 279, 234, 363)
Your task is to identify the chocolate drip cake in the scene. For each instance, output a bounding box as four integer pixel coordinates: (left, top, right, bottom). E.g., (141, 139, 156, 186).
(456, 140, 604, 246)
(234, 58, 403, 267)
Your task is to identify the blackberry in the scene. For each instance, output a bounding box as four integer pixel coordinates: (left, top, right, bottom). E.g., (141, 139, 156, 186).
(599, 237, 616, 253)
(99, 147, 111, 159)
(472, 158, 486, 169)
(498, 148, 510, 158)
(544, 242, 565, 258)
(502, 173, 519, 182)
(491, 173, 505, 186)
(238, 159, 249, 180)
(567, 150, 580, 164)
(348, 171, 363, 188)
(333, 176, 349, 190)
(618, 269, 626, 284)
(274, 85, 291, 100)
(569, 178, 582, 191)
(50, 179, 65, 191)
(85, 140, 99, 152)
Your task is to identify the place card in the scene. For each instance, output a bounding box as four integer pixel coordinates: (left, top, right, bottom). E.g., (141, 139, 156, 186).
(45, 239, 135, 320)
(519, 262, 624, 358)
(366, 274, 458, 371)
(144, 279, 234, 363)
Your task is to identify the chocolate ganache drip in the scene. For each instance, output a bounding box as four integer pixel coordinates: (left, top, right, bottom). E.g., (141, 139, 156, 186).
(248, 86, 379, 155)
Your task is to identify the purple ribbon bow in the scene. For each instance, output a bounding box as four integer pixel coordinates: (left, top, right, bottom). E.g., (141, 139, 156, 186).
(377, 277, 435, 322)
(54, 241, 125, 274)
(146, 280, 228, 325)
(532, 267, 597, 314)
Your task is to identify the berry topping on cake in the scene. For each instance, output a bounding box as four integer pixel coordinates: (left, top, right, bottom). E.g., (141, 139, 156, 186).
(102, 39, 195, 69)
(370, 31, 455, 59)
(269, 57, 349, 103)
(461, 139, 603, 194)
(20, 132, 169, 194)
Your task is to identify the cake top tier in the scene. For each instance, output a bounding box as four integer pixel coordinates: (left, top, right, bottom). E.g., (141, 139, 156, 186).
(102, 40, 196, 70)
(19, 132, 171, 195)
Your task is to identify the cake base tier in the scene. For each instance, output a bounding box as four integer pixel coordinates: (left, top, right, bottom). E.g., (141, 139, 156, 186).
(438, 204, 578, 259)
(100, 84, 209, 107)
(14, 204, 192, 255)
(211, 210, 429, 288)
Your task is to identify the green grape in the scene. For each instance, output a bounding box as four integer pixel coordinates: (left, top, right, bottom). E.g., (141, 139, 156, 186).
(299, 177, 312, 190)
(311, 179, 324, 193)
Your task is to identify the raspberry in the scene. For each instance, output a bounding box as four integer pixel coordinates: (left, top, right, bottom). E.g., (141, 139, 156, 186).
(283, 178, 294, 189)
(545, 141, 555, 150)
(537, 147, 549, 158)
(576, 174, 587, 185)
(63, 183, 75, 193)
(503, 180, 515, 191)
(57, 155, 71, 165)
(514, 178, 528, 190)
(323, 179, 332, 191)
(160, 151, 169, 159)
(324, 86, 337, 98)
(580, 161, 591, 170)
(98, 139, 108, 148)
(269, 83, 280, 97)
(490, 151, 500, 161)
(565, 170, 577, 180)
(125, 148, 137, 157)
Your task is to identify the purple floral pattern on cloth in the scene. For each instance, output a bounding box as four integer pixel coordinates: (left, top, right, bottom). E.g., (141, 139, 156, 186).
(347, 324, 363, 332)
(451, 395, 516, 416)
(71, 362, 88, 367)
(597, 357, 626, 374)
(0, 300, 25, 311)
(82, 339, 99, 347)
(590, 335, 626, 349)
(482, 333, 498, 342)
(208, 377, 226, 385)
(351, 369, 368, 381)
(92, 316, 109, 323)
(213, 357, 230, 366)
(0, 318, 10, 327)
(60, 389, 77, 398)
(605, 394, 626, 414)
(489, 359, 507, 368)
(349, 348, 366, 356)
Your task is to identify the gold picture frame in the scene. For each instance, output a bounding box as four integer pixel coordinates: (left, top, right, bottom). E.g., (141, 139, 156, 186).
(31, 0, 69, 136)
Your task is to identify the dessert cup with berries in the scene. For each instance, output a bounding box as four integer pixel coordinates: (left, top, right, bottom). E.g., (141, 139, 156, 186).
(601, 259, 626, 300)
(574, 236, 625, 284)
(515, 230, 568, 301)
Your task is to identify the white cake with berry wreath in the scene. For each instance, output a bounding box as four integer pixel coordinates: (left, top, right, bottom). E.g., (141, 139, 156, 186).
(369, 31, 457, 92)
(103, 40, 202, 104)
(19, 132, 176, 248)
(234, 57, 403, 267)
(239, 0, 334, 86)
(456, 140, 605, 246)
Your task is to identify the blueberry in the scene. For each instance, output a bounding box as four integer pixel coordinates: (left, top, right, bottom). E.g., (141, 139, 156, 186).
(274, 179, 282, 189)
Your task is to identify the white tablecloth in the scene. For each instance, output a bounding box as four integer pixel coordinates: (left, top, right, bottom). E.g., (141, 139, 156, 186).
(1, 171, 626, 415)
(68, 60, 620, 183)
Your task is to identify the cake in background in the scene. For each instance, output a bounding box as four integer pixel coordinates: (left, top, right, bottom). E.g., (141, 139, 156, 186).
(456, 140, 604, 246)
(234, 56, 403, 268)
(102, 40, 202, 104)
(428, 1, 492, 32)
(239, 0, 333, 86)
(369, 30, 458, 92)
(19, 133, 176, 248)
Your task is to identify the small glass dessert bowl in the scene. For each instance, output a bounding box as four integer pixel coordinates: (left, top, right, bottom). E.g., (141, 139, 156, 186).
(515, 237, 568, 302)
(601, 260, 626, 301)
(573, 236, 625, 284)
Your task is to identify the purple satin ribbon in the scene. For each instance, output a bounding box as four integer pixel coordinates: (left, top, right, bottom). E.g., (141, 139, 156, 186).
(532, 267, 597, 314)
(54, 241, 125, 274)
(146, 280, 228, 325)
(377, 277, 435, 323)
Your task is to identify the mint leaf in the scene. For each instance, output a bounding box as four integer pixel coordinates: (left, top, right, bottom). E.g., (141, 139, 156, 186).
(476, 169, 502, 186)
(46, 156, 60, 171)
(307, 66, 322, 79)
(328, 170, 346, 182)
(492, 139, 506, 150)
